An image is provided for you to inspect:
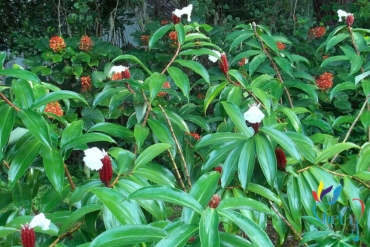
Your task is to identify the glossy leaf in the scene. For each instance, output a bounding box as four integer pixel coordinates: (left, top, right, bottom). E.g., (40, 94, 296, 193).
(43, 148, 64, 193)
(221, 143, 244, 188)
(31, 90, 87, 110)
(134, 124, 149, 150)
(204, 82, 228, 113)
(149, 72, 167, 101)
(219, 232, 254, 247)
(134, 143, 171, 169)
(329, 81, 356, 100)
(314, 142, 360, 164)
(229, 31, 254, 51)
(61, 133, 116, 152)
(149, 24, 174, 48)
(255, 134, 276, 187)
(0, 104, 15, 159)
(326, 33, 350, 52)
(0, 68, 41, 83)
(152, 108, 189, 132)
(273, 57, 293, 77)
(155, 224, 198, 247)
(70, 179, 104, 204)
(0, 227, 19, 238)
(88, 122, 134, 143)
(221, 101, 253, 137)
(200, 208, 220, 247)
(356, 144, 370, 172)
(112, 55, 152, 75)
(287, 176, 301, 225)
(12, 80, 35, 109)
(175, 59, 210, 83)
(238, 138, 255, 190)
(218, 197, 275, 216)
(195, 133, 247, 149)
(168, 66, 190, 99)
(247, 183, 282, 205)
(249, 53, 267, 76)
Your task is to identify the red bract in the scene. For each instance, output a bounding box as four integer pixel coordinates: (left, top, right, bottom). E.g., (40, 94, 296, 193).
(275, 148, 287, 171)
(190, 132, 200, 140)
(215, 166, 222, 173)
(346, 14, 354, 27)
(309, 27, 326, 39)
(220, 53, 228, 74)
(172, 14, 181, 24)
(21, 224, 36, 247)
(122, 68, 130, 79)
(208, 194, 221, 208)
(99, 155, 113, 186)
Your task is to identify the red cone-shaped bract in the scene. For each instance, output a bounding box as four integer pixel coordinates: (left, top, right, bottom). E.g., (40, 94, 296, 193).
(122, 69, 130, 79)
(346, 14, 354, 27)
(99, 155, 113, 186)
(172, 14, 181, 24)
(220, 53, 228, 74)
(208, 194, 221, 208)
(21, 224, 36, 247)
(275, 148, 287, 171)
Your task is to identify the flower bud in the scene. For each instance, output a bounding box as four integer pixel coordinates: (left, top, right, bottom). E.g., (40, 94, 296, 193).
(99, 155, 113, 186)
(214, 166, 222, 173)
(220, 53, 228, 75)
(21, 224, 36, 247)
(346, 14, 354, 27)
(275, 148, 287, 171)
(208, 194, 221, 208)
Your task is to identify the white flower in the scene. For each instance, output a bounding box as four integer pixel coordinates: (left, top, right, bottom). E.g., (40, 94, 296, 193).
(244, 105, 265, 123)
(208, 50, 221, 63)
(337, 9, 352, 22)
(173, 4, 193, 22)
(29, 213, 51, 230)
(109, 65, 128, 76)
(83, 147, 106, 170)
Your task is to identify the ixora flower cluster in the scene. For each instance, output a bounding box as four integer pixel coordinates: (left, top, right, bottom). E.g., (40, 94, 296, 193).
(244, 104, 265, 135)
(44, 101, 63, 117)
(309, 27, 326, 39)
(83, 147, 113, 186)
(316, 72, 333, 90)
(21, 213, 50, 247)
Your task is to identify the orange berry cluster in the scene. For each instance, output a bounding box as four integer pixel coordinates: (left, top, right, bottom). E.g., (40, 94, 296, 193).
(276, 42, 286, 50)
(309, 27, 326, 38)
(79, 35, 94, 51)
(45, 101, 63, 117)
(316, 72, 333, 90)
(49, 36, 66, 52)
(81, 76, 92, 92)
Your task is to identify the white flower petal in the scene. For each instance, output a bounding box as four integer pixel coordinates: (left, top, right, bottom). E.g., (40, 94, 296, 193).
(337, 9, 350, 22)
(244, 105, 265, 123)
(83, 147, 104, 170)
(29, 213, 51, 230)
(173, 4, 193, 22)
(109, 65, 128, 76)
(208, 50, 221, 63)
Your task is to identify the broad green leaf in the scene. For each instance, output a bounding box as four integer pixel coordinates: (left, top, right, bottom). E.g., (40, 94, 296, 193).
(249, 53, 267, 76)
(0, 104, 15, 159)
(43, 148, 64, 193)
(329, 81, 356, 100)
(200, 208, 220, 247)
(8, 139, 42, 189)
(221, 101, 253, 137)
(320, 55, 350, 68)
(230, 50, 263, 65)
(149, 24, 174, 48)
(12, 80, 35, 109)
(297, 175, 316, 217)
(168, 66, 190, 99)
(175, 23, 185, 44)
(149, 72, 167, 101)
(148, 119, 175, 147)
(0, 227, 18, 238)
(255, 134, 276, 187)
(12, 181, 32, 210)
(109, 148, 135, 175)
(182, 172, 220, 224)
(349, 55, 363, 76)
(219, 232, 254, 247)
(40, 181, 70, 213)
(238, 138, 255, 190)
(355, 71, 370, 85)
(219, 210, 273, 247)
(314, 142, 360, 164)
(89, 225, 166, 247)
(287, 177, 301, 225)
(92, 88, 121, 107)
(286, 81, 318, 103)
(326, 33, 350, 52)
(229, 31, 254, 51)
(112, 55, 152, 75)
(356, 143, 370, 172)
(18, 109, 52, 148)
(259, 127, 301, 162)
(252, 88, 271, 115)
(134, 124, 149, 150)
(218, 197, 275, 216)
(343, 177, 364, 220)
(260, 34, 278, 53)
(300, 216, 331, 231)
(61, 120, 84, 150)
(88, 122, 134, 143)
(0, 68, 41, 83)
(204, 82, 228, 113)
(155, 224, 198, 247)
(61, 133, 116, 152)
(135, 164, 176, 187)
(152, 107, 189, 132)
(128, 185, 203, 214)
(227, 70, 249, 88)
(247, 183, 281, 205)
(70, 179, 104, 204)
(31, 90, 87, 110)
(175, 59, 210, 83)
(179, 48, 220, 58)
(285, 132, 316, 163)
(300, 231, 334, 244)
(134, 143, 171, 169)
(184, 33, 210, 43)
(273, 57, 293, 77)
(221, 143, 244, 188)
(195, 133, 247, 149)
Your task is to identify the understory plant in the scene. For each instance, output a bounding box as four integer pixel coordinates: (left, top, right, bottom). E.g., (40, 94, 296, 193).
(0, 5, 369, 247)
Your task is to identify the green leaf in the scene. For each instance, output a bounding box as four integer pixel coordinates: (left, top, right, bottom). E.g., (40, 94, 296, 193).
(260, 34, 278, 53)
(185, 33, 210, 43)
(59, 204, 102, 235)
(249, 54, 267, 76)
(273, 57, 293, 77)
(314, 142, 360, 164)
(218, 197, 275, 216)
(93, 88, 121, 107)
(287, 177, 301, 225)
(88, 122, 134, 143)
(134, 143, 171, 169)
(218, 210, 273, 247)
(238, 138, 255, 190)
(8, 139, 42, 189)
(175, 23, 185, 44)
(168, 66, 190, 99)
(297, 175, 316, 217)
(40, 182, 70, 212)
(356, 143, 370, 172)
(219, 232, 254, 247)
(251, 88, 271, 115)
(182, 172, 220, 224)
(149, 24, 174, 48)
(285, 132, 316, 163)
(70, 179, 104, 204)
(221, 143, 244, 188)
(221, 101, 253, 137)
(12, 181, 32, 210)
(112, 55, 152, 75)
(343, 177, 364, 222)
(0, 104, 15, 159)
(134, 124, 149, 150)
(329, 81, 356, 100)
(286, 81, 318, 103)
(155, 224, 198, 247)
(152, 108, 189, 132)
(43, 148, 64, 193)
(255, 134, 276, 186)
(230, 50, 263, 65)
(135, 164, 176, 187)
(12, 80, 35, 109)
(349, 55, 363, 76)
(204, 82, 228, 113)
(320, 55, 350, 68)
(259, 127, 301, 162)
(195, 133, 247, 149)
(61, 133, 116, 152)
(200, 208, 220, 247)
(247, 183, 281, 205)
(148, 119, 175, 147)
(109, 148, 135, 175)
(128, 185, 203, 214)
(0, 227, 19, 238)
(227, 70, 249, 88)
(31, 91, 87, 110)
(18, 109, 52, 148)
(229, 31, 254, 52)
(149, 72, 167, 101)
(326, 33, 350, 52)
(0, 68, 41, 83)
(175, 59, 210, 83)
(89, 225, 166, 247)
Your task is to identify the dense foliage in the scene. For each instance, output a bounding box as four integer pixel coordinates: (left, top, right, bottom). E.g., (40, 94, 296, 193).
(0, 2, 370, 247)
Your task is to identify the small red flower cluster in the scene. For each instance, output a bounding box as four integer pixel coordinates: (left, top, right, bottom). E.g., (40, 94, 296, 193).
(316, 72, 333, 90)
(276, 42, 286, 50)
(158, 82, 171, 97)
(220, 53, 228, 75)
(79, 35, 94, 51)
(49, 36, 66, 52)
(169, 31, 178, 41)
(45, 101, 63, 117)
(21, 224, 36, 247)
(275, 148, 287, 171)
(81, 76, 92, 92)
(208, 194, 221, 208)
(189, 132, 200, 140)
(141, 35, 149, 45)
(309, 27, 326, 39)
(100, 155, 113, 186)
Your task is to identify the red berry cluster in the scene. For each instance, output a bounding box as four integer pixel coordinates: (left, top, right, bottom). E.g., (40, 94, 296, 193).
(208, 194, 221, 208)
(158, 82, 171, 97)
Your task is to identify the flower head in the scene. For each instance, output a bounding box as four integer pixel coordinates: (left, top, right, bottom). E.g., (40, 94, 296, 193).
(99, 154, 113, 186)
(79, 35, 94, 51)
(244, 105, 265, 124)
(172, 4, 193, 22)
(21, 213, 50, 247)
(81, 76, 92, 92)
(208, 50, 221, 63)
(29, 213, 51, 230)
(275, 148, 287, 171)
(158, 82, 171, 97)
(316, 72, 333, 90)
(141, 35, 149, 45)
(346, 14, 354, 27)
(219, 53, 228, 75)
(83, 147, 105, 171)
(309, 27, 326, 39)
(172, 14, 181, 24)
(238, 58, 248, 67)
(208, 194, 221, 208)
(276, 42, 286, 50)
(49, 36, 66, 52)
(44, 101, 63, 117)
(169, 31, 178, 41)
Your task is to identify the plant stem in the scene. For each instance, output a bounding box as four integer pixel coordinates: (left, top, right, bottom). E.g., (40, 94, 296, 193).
(161, 40, 181, 75)
(64, 164, 76, 191)
(330, 96, 369, 163)
(167, 150, 187, 192)
(49, 221, 84, 247)
(0, 92, 20, 111)
(159, 105, 192, 188)
(252, 22, 293, 108)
